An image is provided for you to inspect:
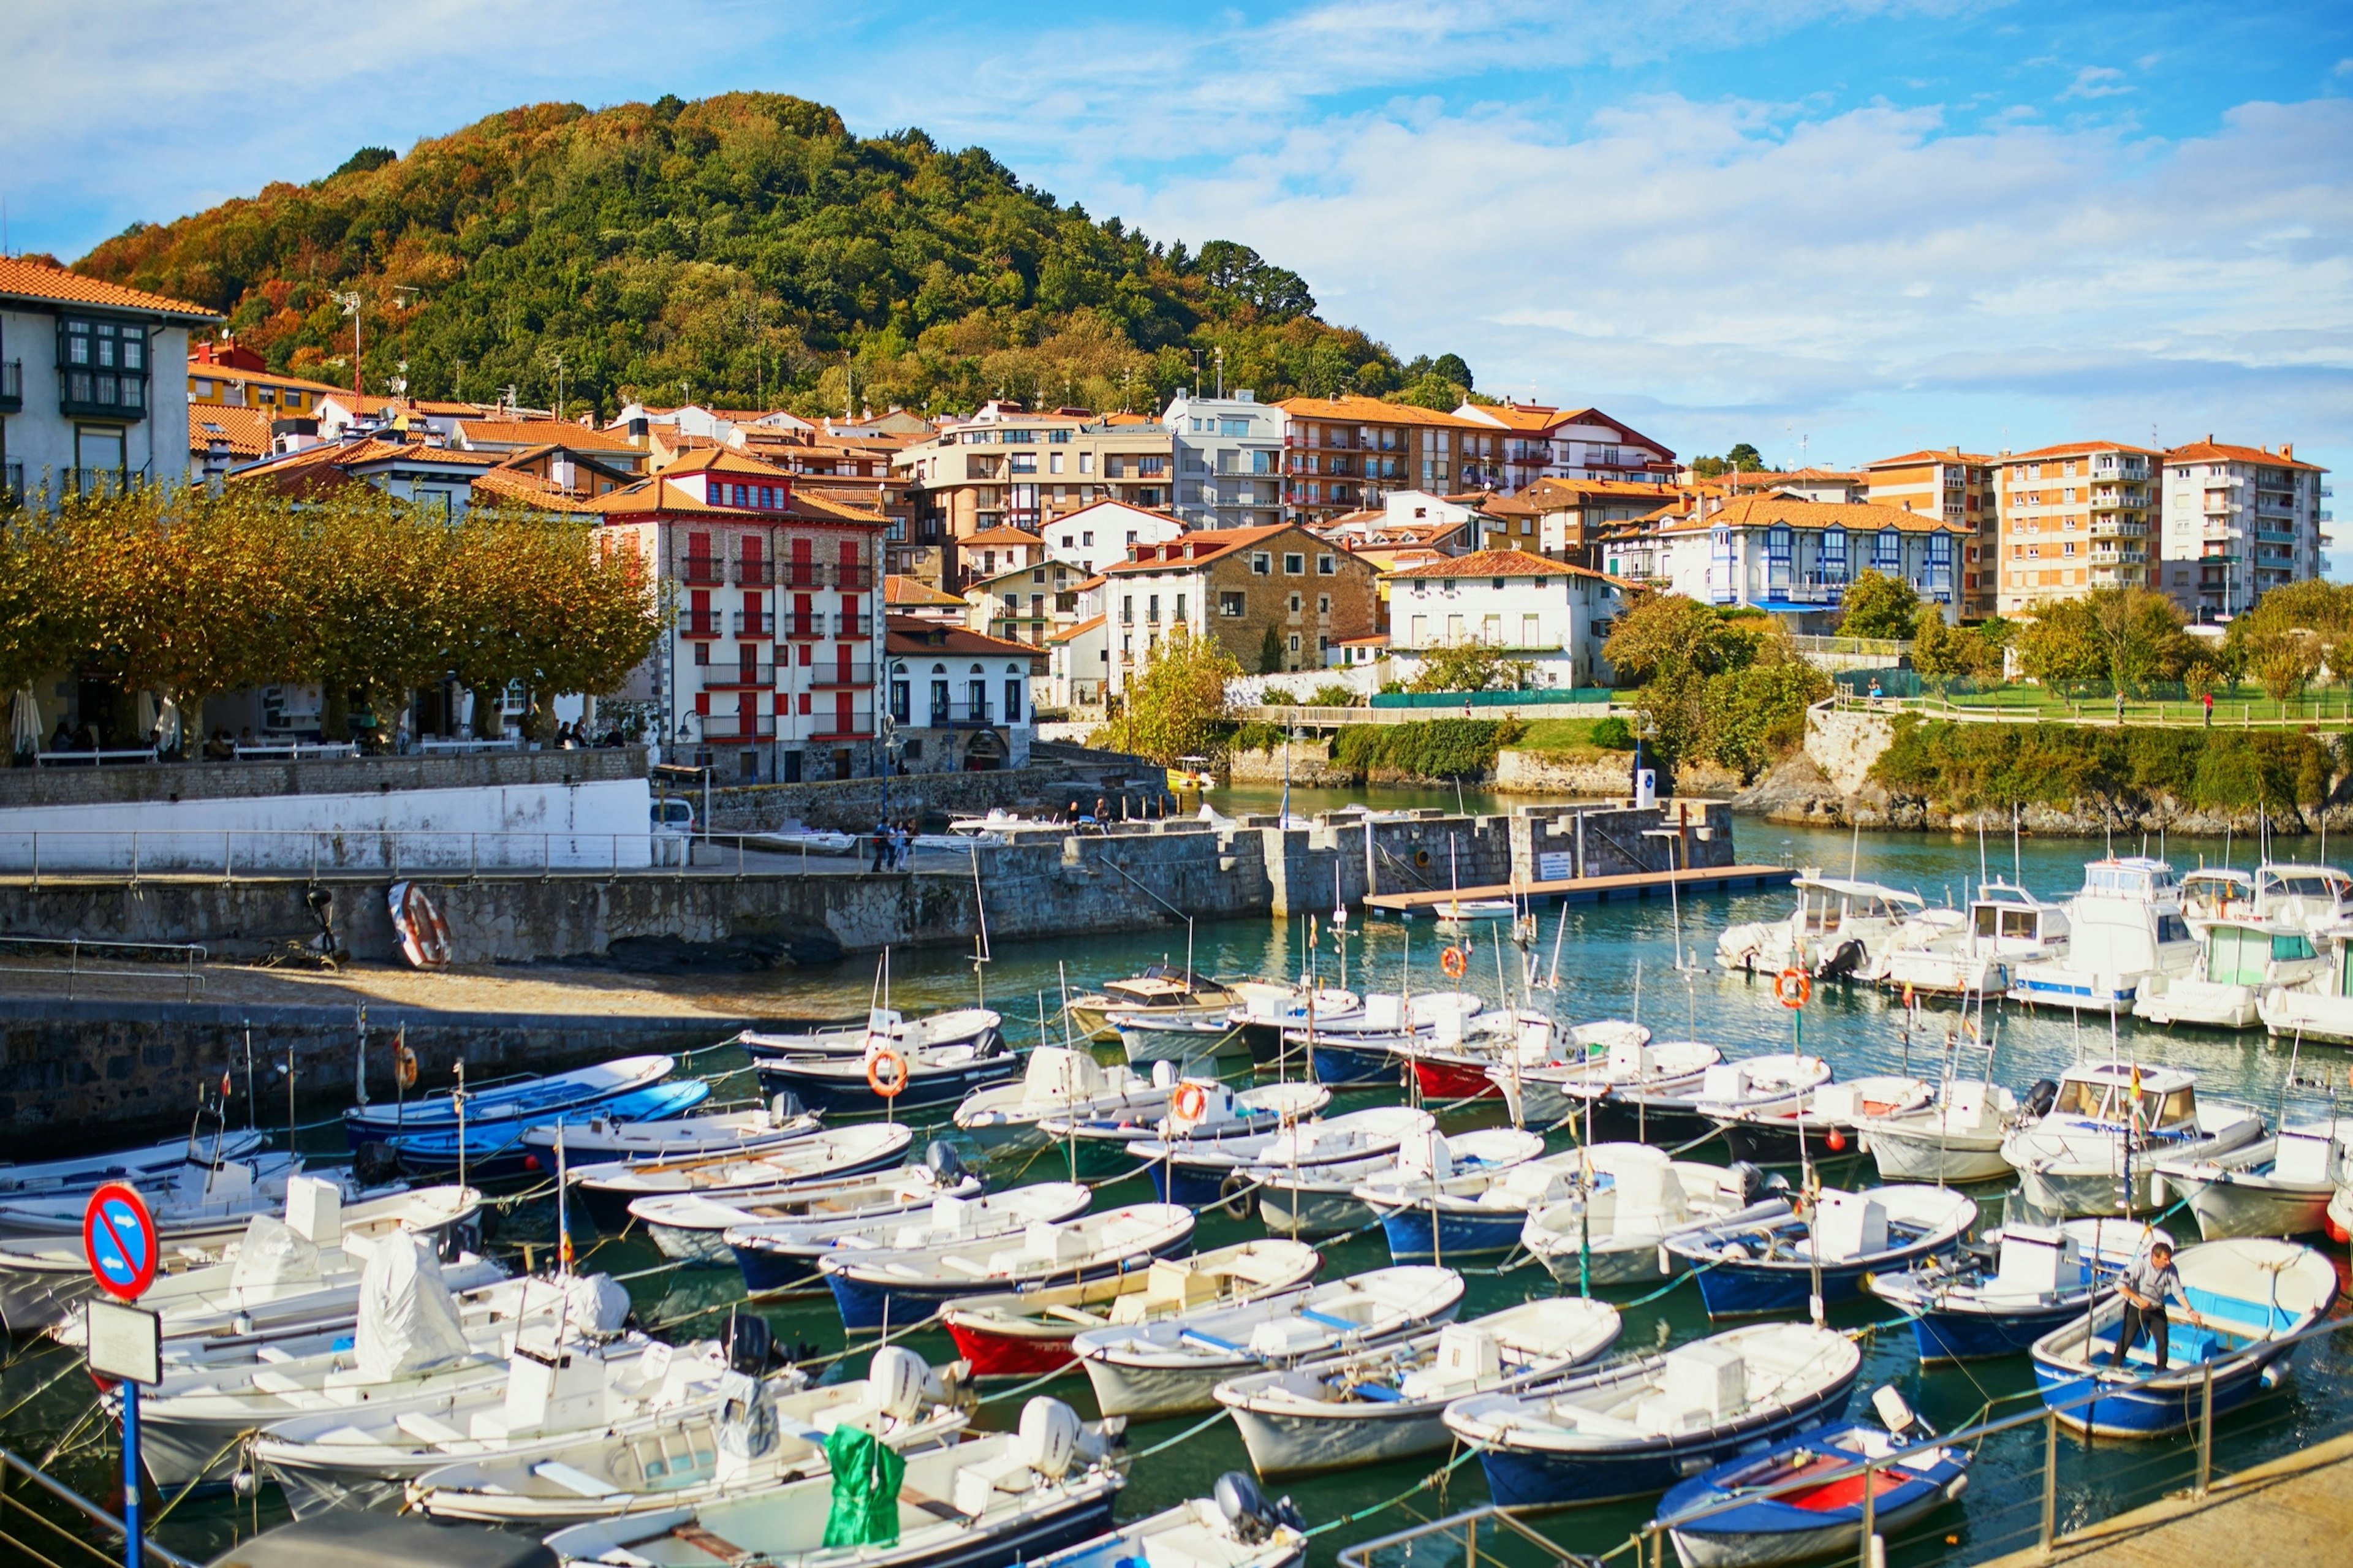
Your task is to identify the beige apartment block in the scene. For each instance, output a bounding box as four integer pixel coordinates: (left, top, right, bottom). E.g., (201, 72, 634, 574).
(1866, 447, 1999, 614)
(1993, 442, 2162, 613)
(1275, 395, 1500, 526)
(2158, 439, 2332, 622)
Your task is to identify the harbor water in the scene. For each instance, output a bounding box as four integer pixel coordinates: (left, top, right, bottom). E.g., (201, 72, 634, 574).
(4, 782, 2349, 1566)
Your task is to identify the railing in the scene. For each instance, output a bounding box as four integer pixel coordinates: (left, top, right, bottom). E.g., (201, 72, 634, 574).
(925, 699, 995, 728)
(0, 828, 798, 878)
(733, 559, 776, 586)
(1, 460, 20, 499)
(0, 1444, 203, 1568)
(705, 664, 777, 689)
(681, 559, 725, 586)
(700, 712, 777, 741)
(0, 934, 207, 1000)
(416, 737, 525, 754)
(680, 610, 722, 638)
(1789, 633, 1912, 661)
(733, 610, 776, 636)
(808, 661, 875, 688)
(838, 612, 873, 638)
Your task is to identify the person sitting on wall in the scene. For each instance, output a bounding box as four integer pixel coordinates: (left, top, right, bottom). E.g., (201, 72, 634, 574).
(50, 719, 75, 754)
(204, 728, 235, 762)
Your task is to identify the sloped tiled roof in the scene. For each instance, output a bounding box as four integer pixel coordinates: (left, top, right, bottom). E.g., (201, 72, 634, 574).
(883, 614, 1045, 661)
(884, 575, 966, 607)
(1046, 613, 1107, 645)
(1655, 494, 1972, 537)
(1275, 393, 1486, 429)
(188, 406, 275, 459)
(2164, 439, 2324, 472)
(471, 466, 604, 513)
(1390, 548, 1611, 582)
(1867, 449, 1996, 469)
(1101, 523, 1294, 575)
(961, 525, 1047, 547)
(0, 257, 214, 320)
(1999, 440, 2167, 463)
(457, 419, 642, 452)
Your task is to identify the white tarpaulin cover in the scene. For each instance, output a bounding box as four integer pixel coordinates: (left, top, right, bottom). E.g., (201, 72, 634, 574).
(9, 689, 37, 754)
(564, 1272, 632, 1335)
(229, 1214, 324, 1290)
(354, 1230, 471, 1382)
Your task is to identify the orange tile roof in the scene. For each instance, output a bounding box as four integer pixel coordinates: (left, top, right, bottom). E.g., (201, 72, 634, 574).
(458, 419, 642, 451)
(1655, 494, 1971, 536)
(591, 471, 886, 525)
(0, 257, 214, 320)
(1866, 449, 1996, 469)
(960, 525, 1047, 547)
(651, 445, 793, 479)
(1719, 468, 1863, 489)
(1518, 477, 1681, 502)
(470, 467, 603, 512)
(2163, 439, 2324, 472)
(1999, 440, 2167, 463)
(1048, 496, 1187, 528)
(883, 614, 1045, 661)
(1273, 394, 1488, 429)
(1458, 401, 1562, 432)
(884, 575, 966, 607)
(1334, 633, 1390, 646)
(187, 406, 275, 458)
(1101, 523, 1294, 575)
(186, 363, 347, 398)
(1046, 613, 1108, 645)
(335, 394, 487, 417)
(1390, 548, 1611, 582)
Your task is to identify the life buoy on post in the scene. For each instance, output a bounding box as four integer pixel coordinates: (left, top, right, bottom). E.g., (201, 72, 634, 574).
(1773, 968, 1811, 1009)
(393, 1040, 420, 1091)
(1171, 1081, 1210, 1126)
(1441, 946, 1468, 979)
(866, 1047, 909, 1100)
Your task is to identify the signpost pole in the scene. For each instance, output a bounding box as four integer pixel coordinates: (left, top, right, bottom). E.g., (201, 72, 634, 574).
(121, 1381, 142, 1568)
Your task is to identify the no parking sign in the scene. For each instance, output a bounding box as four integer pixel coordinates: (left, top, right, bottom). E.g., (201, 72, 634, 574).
(83, 1182, 158, 1301)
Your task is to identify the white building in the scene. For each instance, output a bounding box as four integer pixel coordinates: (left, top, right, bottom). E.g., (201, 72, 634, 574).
(0, 257, 213, 499)
(1451, 402, 1678, 492)
(2157, 439, 2332, 623)
(1045, 613, 1112, 708)
(1384, 549, 1626, 689)
(1040, 498, 1185, 577)
(1651, 494, 1970, 627)
(1162, 389, 1285, 528)
(882, 617, 1040, 772)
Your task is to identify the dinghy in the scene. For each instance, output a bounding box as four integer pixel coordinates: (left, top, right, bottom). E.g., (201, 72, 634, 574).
(1491, 1038, 1720, 1132)
(941, 1241, 1323, 1379)
(344, 1055, 676, 1146)
(952, 1050, 1184, 1149)
(1855, 1080, 2019, 1184)
(1653, 1388, 1971, 1568)
(1026, 1483, 1306, 1568)
(0, 1127, 266, 1197)
(2000, 1061, 2264, 1218)
(573, 1122, 917, 1230)
(1351, 1138, 1588, 1261)
(1128, 1106, 1434, 1209)
(1066, 967, 1237, 1042)
(738, 1007, 1004, 1059)
(1444, 1323, 1862, 1507)
(1607, 1054, 1832, 1153)
(722, 1183, 1094, 1295)
(2154, 1124, 2352, 1240)
(1866, 1219, 2170, 1363)
(821, 1203, 1196, 1331)
(517, 1097, 823, 1165)
(755, 1037, 1017, 1116)
(623, 1153, 975, 1265)
(1214, 1299, 1621, 1477)
(1071, 1265, 1464, 1420)
(384, 1079, 712, 1178)
(1665, 1185, 1977, 1318)
(1257, 1127, 1540, 1240)
(1707, 1077, 1933, 1167)
(533, 1397, 1123, 1568)
(411, 1344, 972, 1528)
(2029, 1237, 2337, 1437)
(1520, 1149, 1787, 1287)
(1038, 1081, 1330, 1171)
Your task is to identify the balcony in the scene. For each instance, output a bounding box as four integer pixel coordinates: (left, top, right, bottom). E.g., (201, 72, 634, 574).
(733, 610, 776, 638)
(838, 612, 873, 640)
(809, 662, 876, 688)
(704, 664, 776, 690)
(780, 613, 824, 640)
(681, 559, 725, 587)
(733, 560, 776, 587)
(835, 565, 875, 590)
(58, 369, 146, 422)
(679, 610, 722, 639)
(700, 711, 777, 742)
(0, 359, 20, 414)
(923, 699, 996, 729)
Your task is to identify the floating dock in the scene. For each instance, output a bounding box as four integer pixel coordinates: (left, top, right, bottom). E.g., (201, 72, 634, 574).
(1365, 863, 1790, 914)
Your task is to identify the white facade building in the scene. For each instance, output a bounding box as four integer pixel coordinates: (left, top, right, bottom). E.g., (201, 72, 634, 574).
(1651, 495, 1969, 627)
(2157, 439, 2332, 623)
(1164, 390, 1285, 528)
(1041, 498, 1185, 577)
(1384, 549, 1625, 689)
(1452, 402, 1678, 492)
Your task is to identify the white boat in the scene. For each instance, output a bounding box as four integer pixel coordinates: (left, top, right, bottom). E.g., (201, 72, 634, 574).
(2134, 916, 2325, 1030)
(575, 1123, 918, 1229)
(738, 1007, 1004, 1059)
(1039, 1080, 1331, 1159)
(1879, 881, 2068, 998)
(1111, 1011, 1247, 1069)
(1665, 1186, 1979, 1319)
(953, 1050, 1176, 1148)
(1858, 907, 1967, 983)
(1866, 1219, 2173, 1364)
(0, 1127, 267, 1198)
(1129, 1106, 1436, 1213)
(2330, 1182, 2353, 1241)
(1856, 1080, 2020, 1184)
(534, 1398, 1124, 1568)
(2257, 919, 2353, 1042)
(1072, 1264, 1464, 1420)
(2154, 1123, 2352, 1239)
(1214, 1299, 1622, 1477)
(1491, 1037, 1719, 1130)
(821, 1203, 1197, 1332)
(1520, 1146, 1789, 1287)
(1025, 1488, 1307, 1568)
(1612, 1055, 1833, 1153)
(1715, 874, 1925, 980)
(2178, 867, 2256, 934)
(0, 1149, 311, 1238)
(627, 1161, 978, 1265)
(1257, 1127, 1541, 1240)
(2010, 857, 2199, 1012)
(1707, 1076, 1933, 1168)
(2001, 1061, 2265, 1218)
(411, 1344, 971, 1526)
(722, 1182, 1094, 1295)
(2248, 863, 2353, 933)
(1352, 1140, 1592, 1262)
(520, 1098, 823, 1164)
(1066, 967, 1237, 1042)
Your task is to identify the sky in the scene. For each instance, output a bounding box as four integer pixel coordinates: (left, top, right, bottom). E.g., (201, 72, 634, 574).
(4, 0, 2350, 556)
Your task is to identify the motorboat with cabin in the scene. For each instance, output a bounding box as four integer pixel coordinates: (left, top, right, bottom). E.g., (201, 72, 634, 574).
(2008, 857, 2198, 1012)
(1715, 874, 1926, 982)
(2177, 868, 2256, 934)
(2256, 920, 2353, 1042)
(1999, 1061, 2265, 1218)
(1878, 881, 2069, 998)
(2133, 916, 2324, 1029)
(1066, 966, 1237, 1042)
(2249, 862, 2353, 933)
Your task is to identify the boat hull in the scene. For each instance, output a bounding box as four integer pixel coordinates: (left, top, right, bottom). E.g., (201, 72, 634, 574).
(2175, 1177, 2334, 1241)
(2031, 1355, 2286, 1438)
(1309, 1040, 1400, 1086)
(1471, 1380, 1857, 1509)
(1690, 1237, 1964, 1319)
(1227, 1399, 1452, 1478)
(1408, 1058, 1500, 1102)
(1374, 1203, 1528, 1263)
(1903, 1299, 2096, 1363)
(755, 1055, 1015, 1116)
(1859, 1129, 2011, 1184)
(1257, 1183, 1373, 1240)
(824, 1241, 1189, 1332)
(943, 1318, 1093, 1379)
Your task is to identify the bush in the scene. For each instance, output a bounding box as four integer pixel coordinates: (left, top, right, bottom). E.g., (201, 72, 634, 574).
(1329, 719, 1526, 779)
(1591, 715, 1635, 749)
(1309, 683, 1362, 708)
(1259, 687, 1297, 705)
(1870, 718, 2332, 814)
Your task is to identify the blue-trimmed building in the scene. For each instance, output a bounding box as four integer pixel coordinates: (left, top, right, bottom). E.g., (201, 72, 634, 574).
(1634, 491, 1974, 629)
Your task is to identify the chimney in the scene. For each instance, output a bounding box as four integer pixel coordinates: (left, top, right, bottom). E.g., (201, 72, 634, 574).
(629, 417, 650, 446)
(2282, 443, 2294, 460)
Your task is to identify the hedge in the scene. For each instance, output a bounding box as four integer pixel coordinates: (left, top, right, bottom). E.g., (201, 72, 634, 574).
(1869, 718, 2336, 813)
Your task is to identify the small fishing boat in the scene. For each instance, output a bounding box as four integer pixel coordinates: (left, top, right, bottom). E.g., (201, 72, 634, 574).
(517, 1096, 823, 1166)
(722, 1182, 1093, 1295)
(343, 1055, 676, 1146)
(1400, 1011, 1565, 1102)
(941, 1241, 1323, 1379)
(1353, 1140, 1591, 1261)
(1072, 1265, 1464, 1420)
(1214, 1299, 1621, 1477)
(1227, 982, 1364, 1071)
(1665, 1184, 1977, 1318)
(618, 1148, 969, 1264)
(1040, 1081, 1330, 1170)
(411, 1343, 971, 1528)
(1610, 1055, 1833, 1153)
(573, 1123, 919, 1231)
(1028, 1483, 1307, 1568)
(1716, 875, 1925, 981)
(951, 1050, 1181, 1149)
(1491, 1037, 1719, 1132)
(738, 1007, 1005, 1060)
(382, 1080, 713, 1178)
(0, 1127, 267, 1198)
(1298, 992, 1483, 1086)
(2029, 1237, 2337, 1437)
(1257, 1127, 1540, 1240)
(0, 1148, 310, 1238)
(820, 1203, 1197, 1331)
(1066, 967, 1236, 1042)
(1520, 1149, 1787, 1287)
(1707, 1077, 1933, 1167)
(2134, 914, 2325, 1031)
(1110, 1011, 1247, 1070)
(1127, 1106, 1434, 1210)
(1999, 1061, 2264, 1218)
(1653, 1388, 1971, 1568)
(1854, 1079, 2019, 1184)
(1444, 1323, 1863, 1507)
(2010, 857, 2199, 1012)
(2154, 1123, 2352, 1239)
(1879, 881, 2069, 998)
(755, 1038, 1018, 1116)
(1867, 1218, 2170, 1363)
(532, 1398, 1123, 1568)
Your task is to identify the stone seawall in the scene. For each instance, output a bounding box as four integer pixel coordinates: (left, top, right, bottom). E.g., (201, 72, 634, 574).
(0, 747, 645, 809)
(701, 751, 1166, 832)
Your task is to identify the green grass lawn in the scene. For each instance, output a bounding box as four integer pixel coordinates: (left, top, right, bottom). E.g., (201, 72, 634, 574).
(1897, 683, 2353, 729)
(1512, 717, 1637, 758)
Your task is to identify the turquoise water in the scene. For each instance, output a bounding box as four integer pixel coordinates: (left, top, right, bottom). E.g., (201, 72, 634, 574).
(7, 786, 2351, 1566)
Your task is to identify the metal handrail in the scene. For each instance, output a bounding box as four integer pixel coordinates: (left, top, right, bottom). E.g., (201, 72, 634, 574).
(0, 1445, 202, 1568)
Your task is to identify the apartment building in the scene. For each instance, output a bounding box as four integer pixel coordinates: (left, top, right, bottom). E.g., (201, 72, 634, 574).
(882, 616, 1041, 773)
(963, 557, 1084, 646)
(186, 338, 345, 433)
(1385, 550, 1626, 689)
(1452, 402, 1678, 491)
(1162, 388, 1284, 528)
(1042, 498, 1184, 577)
(1496, 477, 1682, 571)
(1099, 524, 1381, 692)
(2158, 439, 2331, 621)
(1993, 443, 2161, 613)
(1650, 494, 1970, 627)
(1717, 468, 1867, 505)
(1274, 395, 1499, 526)
(894, 404, 1176, 581)
(1864, 449, 1998, 613)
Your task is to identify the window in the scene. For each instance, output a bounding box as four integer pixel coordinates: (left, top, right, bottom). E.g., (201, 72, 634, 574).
(1251, 552, 1271, 575)
(1061, 534, 1075, 548)
(1049, 452, 1063, 474)
(1004, 678, 1023, 723)
(1148, 594, 1160, 623)
(1317, 595, 1330, 615)
(74, 426, 126, 480)
(1821, 529, 1847, 583)
(1121, 595, 1134, 624)
(1874, 531, 1901, 574)
(1175, 594, 1187, 623)
(1317, 553, 1335, 574)
(1287, 634, 1301, 653)
(1079, 453, 1094, 474)
(1138, 456, 1165, 477)
(1410, 615, 1428, 645)
(890, 679, 911, 724)
(1219, 592, 1246, 617)
(1283, 553, 1305, 575)
(1082, 531, 1095, 546)
(61, 317, 148, 418)
(1010, 453, 1036, 474)
(1288, 593, 1302, 613)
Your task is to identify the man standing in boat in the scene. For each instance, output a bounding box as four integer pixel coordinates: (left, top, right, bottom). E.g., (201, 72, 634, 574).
(2109, 1241, 2201, 1371)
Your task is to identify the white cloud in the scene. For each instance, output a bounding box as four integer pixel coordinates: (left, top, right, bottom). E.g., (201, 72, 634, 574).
(2060, 66, 2133, 100)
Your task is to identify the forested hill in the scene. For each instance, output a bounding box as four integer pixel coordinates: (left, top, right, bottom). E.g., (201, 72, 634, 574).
(75, 92, 1459, 419)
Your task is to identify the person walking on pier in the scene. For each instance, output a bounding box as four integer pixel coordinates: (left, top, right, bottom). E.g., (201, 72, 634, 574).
(2109, 1240, 2201, 1372)
(870, 818, 891, 873)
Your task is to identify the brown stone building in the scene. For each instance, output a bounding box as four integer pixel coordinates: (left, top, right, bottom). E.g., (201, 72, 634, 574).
(1098, 523, 1379, 693)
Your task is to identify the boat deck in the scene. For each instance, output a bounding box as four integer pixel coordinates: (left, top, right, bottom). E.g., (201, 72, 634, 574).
(1365, 864, 1788, 914)
(1977, 1426, 2353, 1567)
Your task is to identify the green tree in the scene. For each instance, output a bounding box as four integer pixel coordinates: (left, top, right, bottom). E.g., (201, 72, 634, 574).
(1703, 655, 1830, 781)
(1408, 643, 1534, 694)
(2255, 640, 2317, 705)
(1105, 626, 1238, 763)
(1838, 570, 1920, 640)
(1726, 443, 1764, 471)
(1601, 592, 1758, 685)
(1911, 605, 1990, 684)
(1257, 624, 1286, 675)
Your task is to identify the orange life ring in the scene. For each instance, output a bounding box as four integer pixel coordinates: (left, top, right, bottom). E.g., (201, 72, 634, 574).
(393, 1042, 420, 1091)
(866, 1047, 909, 1099)
(1774, 968, 1811, 1009)
(1172, 1082, 1210, 1123)
(1441, 946, 1468, 979)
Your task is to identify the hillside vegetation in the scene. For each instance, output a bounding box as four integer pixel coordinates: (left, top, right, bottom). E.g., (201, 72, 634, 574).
(1870, 718, 2337, 817)
(75, 93, 1455, 419)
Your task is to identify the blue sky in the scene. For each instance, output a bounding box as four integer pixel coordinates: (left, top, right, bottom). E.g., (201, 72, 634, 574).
(6, 0, 2350, 545)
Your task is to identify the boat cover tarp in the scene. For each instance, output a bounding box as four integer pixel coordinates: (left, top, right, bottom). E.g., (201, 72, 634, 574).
(354, 1232, 471, 1381)
(822, 1423, 904, 1548)
(229, 1215, 323, 1290)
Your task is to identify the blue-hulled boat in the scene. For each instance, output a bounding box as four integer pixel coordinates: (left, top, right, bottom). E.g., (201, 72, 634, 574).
(2029, 1237, 2336, 1437)
(1294, 991, 1484, 1086)
(1306, 1037, 1401, 1085)
(721, 1180, 1092, 1294)
(1665, 1184, 1976, 1318)
(820, 1202, 1195, 1331)
(1443, 1322, 1862, 1507)
(1355, 1146, 1599, 1262)
(1866, 1218, 2171, 1363)
(1127, 1106, 1433, 1208)
(382, 1079, 710, 1178)
(1653, 1390, 1971, 1568)
(754, 1039, 1016, 1116)
(345, 1054, 676, 1146)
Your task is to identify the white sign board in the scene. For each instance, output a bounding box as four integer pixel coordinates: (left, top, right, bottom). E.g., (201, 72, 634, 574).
(85, 1299, 161, 1386)
(1537, 852, 1574, 882)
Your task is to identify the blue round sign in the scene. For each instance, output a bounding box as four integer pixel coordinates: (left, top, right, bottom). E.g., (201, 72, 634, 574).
(83, 1183, 157, 1301)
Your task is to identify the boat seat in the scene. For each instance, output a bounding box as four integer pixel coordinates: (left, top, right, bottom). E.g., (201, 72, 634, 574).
(668, 1522, 755, 1566)
(250, 1371, 305, 1396)
(394, 1409, 465, 1445)
(532, 1459, 626, 1500)
(900, 1487, 965, 1521)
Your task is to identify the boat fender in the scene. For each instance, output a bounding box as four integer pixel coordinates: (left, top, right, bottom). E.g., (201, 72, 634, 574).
(1720, 1242, 1750, 1262)
(1017, 1397, 1082, 1480)
(2023, 1079, 2059, 1119)
(351, 1140, 400, 1187)
(1216, 1471, 1276, 1543)
(871, 1344, 931, 1423)
(1219, 1170, 1256, 1219)
(1727, 1162, 1768, 1208)
(926, 1141, 968, 1186)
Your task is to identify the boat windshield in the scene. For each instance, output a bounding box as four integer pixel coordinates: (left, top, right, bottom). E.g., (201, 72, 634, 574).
(2051, 1078, 2109, 1118)
(1976, 906, 2042, 940)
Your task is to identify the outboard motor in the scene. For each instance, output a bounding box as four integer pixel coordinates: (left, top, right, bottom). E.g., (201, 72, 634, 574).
(1727, 1161, 1768, 1210)
(436, 1217, 482, 1265)
(1215, 1471, 1275, 1543)
(729, 1309, 772, 1377)
(974, 1024, 1007, 1058)
(2023, 1078, 2059, 1120)
(768, 1089, 806, 1122)
(870, 1344, 930, 1424)
(1817, 939, 1867, 982)
(926, 1140, 968, 1187)
(351, 1140, 400, 1189)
